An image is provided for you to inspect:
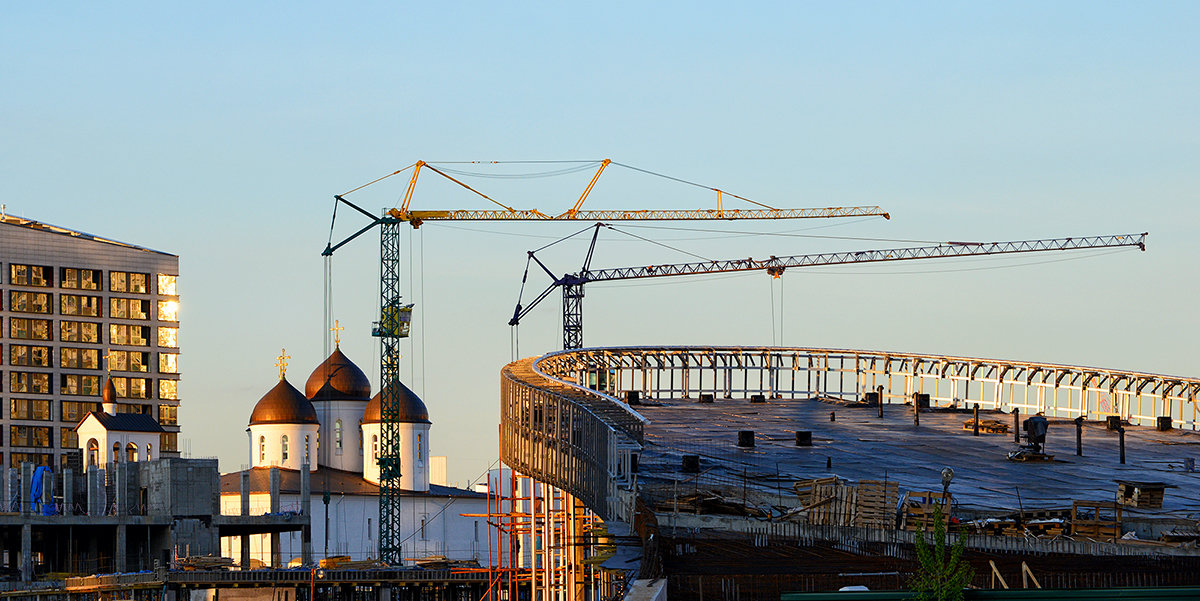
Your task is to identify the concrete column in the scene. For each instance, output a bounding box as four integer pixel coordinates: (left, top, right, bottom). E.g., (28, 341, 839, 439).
(240, 471, 250, 568)
(40, 469, 52, 514)
(115, 524, 127, 573)
(20, 523, 31, 582)
(87, 467, 103, 515)
(63, 469, 74, 516)
(300, 465, 312, 566)
(19, 464, 32, 516)
(269, 467, 280, 567)
(115, 463, 128, 516)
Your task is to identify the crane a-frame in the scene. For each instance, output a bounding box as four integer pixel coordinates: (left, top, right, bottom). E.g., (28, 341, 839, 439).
(509, 225, 1148, 350)
(321, 159, 888, 564)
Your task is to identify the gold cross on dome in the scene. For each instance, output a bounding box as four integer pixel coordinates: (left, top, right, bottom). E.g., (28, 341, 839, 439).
(275, 348, 290, 380)
(102, 348, 117, 373)
(331, 320, 345, 346)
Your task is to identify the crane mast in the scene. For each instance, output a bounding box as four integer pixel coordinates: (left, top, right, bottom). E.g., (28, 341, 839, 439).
(510, 230, 1148, 349)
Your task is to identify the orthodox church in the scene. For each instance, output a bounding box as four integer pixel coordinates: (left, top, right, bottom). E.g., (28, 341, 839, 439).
(218, 342, 489, 566)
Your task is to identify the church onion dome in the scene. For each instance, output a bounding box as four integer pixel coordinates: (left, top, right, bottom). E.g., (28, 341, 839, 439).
(363, 381, 430, 425)
(249, 378, 320, 426)
(304, 347, 372, 401)
(102, 377, 117, 403)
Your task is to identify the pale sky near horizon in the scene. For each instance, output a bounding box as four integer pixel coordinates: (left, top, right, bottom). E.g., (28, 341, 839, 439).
(2, 2, 1197, 486)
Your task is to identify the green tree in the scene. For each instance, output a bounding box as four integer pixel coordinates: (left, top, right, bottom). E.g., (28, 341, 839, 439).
(910, 503, 974, 601)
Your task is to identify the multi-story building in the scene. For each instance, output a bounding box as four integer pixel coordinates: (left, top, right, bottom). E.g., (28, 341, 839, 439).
(0, 212, 180, 471)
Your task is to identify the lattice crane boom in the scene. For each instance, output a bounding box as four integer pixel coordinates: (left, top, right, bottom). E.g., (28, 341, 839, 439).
(510, 230, 1148, 349)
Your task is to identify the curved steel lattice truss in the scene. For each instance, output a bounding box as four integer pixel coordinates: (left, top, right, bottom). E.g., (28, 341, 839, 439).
(501, 346, 1200, 518)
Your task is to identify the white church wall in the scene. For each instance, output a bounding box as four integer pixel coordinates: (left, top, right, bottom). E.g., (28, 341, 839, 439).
(360, 422, 430, 491)
(312, 401, 367, 472)
(250, 423, 319, 471)
(220, 492, 493, 566)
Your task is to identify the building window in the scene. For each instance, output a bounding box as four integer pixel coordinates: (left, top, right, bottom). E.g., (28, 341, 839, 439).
(10, 264, 51, 287)
(158, 327, 178, 348)
(110, 271, 149, 294)
(158, 274, 177, 296)
(108, 377, 151, 399)
(10, 426, 52, 448)
(157, 300, 179, 322)
(420, 517, 427, 540)
(11, 399, 51, 421)
(158, 379, 178, 400)
(372, 435, 378, 462)
(10, 453, 52, 469)
(11, 345, 51, 367)
(158, 353, 178, 374)
(60, 294, 101, 317)
(146, 443, 152, 460)
(112, 442, 121, 463)
(110, 298, 149, 320)
(60, 374, 101, 396)
(10, 291, 51, 314)
(417, 434, 424, 466)
(305, 435, 311, 467)
(109, 350, 149, 373)
(87, 439, 99, 468)
(60, 347, 100, 369)
(126, 443, 138, 462)
(10, 318, 52, 341)
(158, 404, 178, 425)
(335, 419, 343, 453)
(281, 435, 289, 462)
(160, 432, 178, 452)
(62, 268, 101, 291)
(60, 428, 78, 449)
(259, 436, 265, 462)
(60, 320, 100, 343)
(62, 401, 100, 423)
(11, 372, 50, 394)
(117, 403, 150, 415)
(110, 324, 150, 346)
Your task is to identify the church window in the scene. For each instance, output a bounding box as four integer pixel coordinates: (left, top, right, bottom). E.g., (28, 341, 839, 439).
(112, 442, 121, 463)
(371, 435, 378, 462)
(259, 436, 265, 463)
(304, 435, 311, 468)
(87, 439, 99, 468)
(126, 443, 138, 462)
(334, 420, 343, 453)
(281, 435, 289, 462)
(146, 443, 152, 460)
(417, 434, 424, 466)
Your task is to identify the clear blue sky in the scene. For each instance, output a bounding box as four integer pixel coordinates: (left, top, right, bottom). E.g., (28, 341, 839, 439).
(3, 2, 1197, 485)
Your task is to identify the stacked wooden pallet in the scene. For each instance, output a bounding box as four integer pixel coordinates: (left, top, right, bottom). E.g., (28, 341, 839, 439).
(900, 491, 951, 532)
(854, 480, 899, 528)
(807, 481, 858, 526)
(1070, 501, 1122, 541)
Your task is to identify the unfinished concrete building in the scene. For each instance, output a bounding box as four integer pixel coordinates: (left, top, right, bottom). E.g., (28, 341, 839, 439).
(0, 457, 305, 582)
(498, 345, 1200, 599)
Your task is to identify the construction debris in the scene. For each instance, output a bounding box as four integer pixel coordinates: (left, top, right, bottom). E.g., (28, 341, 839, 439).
(1116, 480, 1172, 509)
(177, 555, 236, 570)
(962, 418, 1009, 434)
